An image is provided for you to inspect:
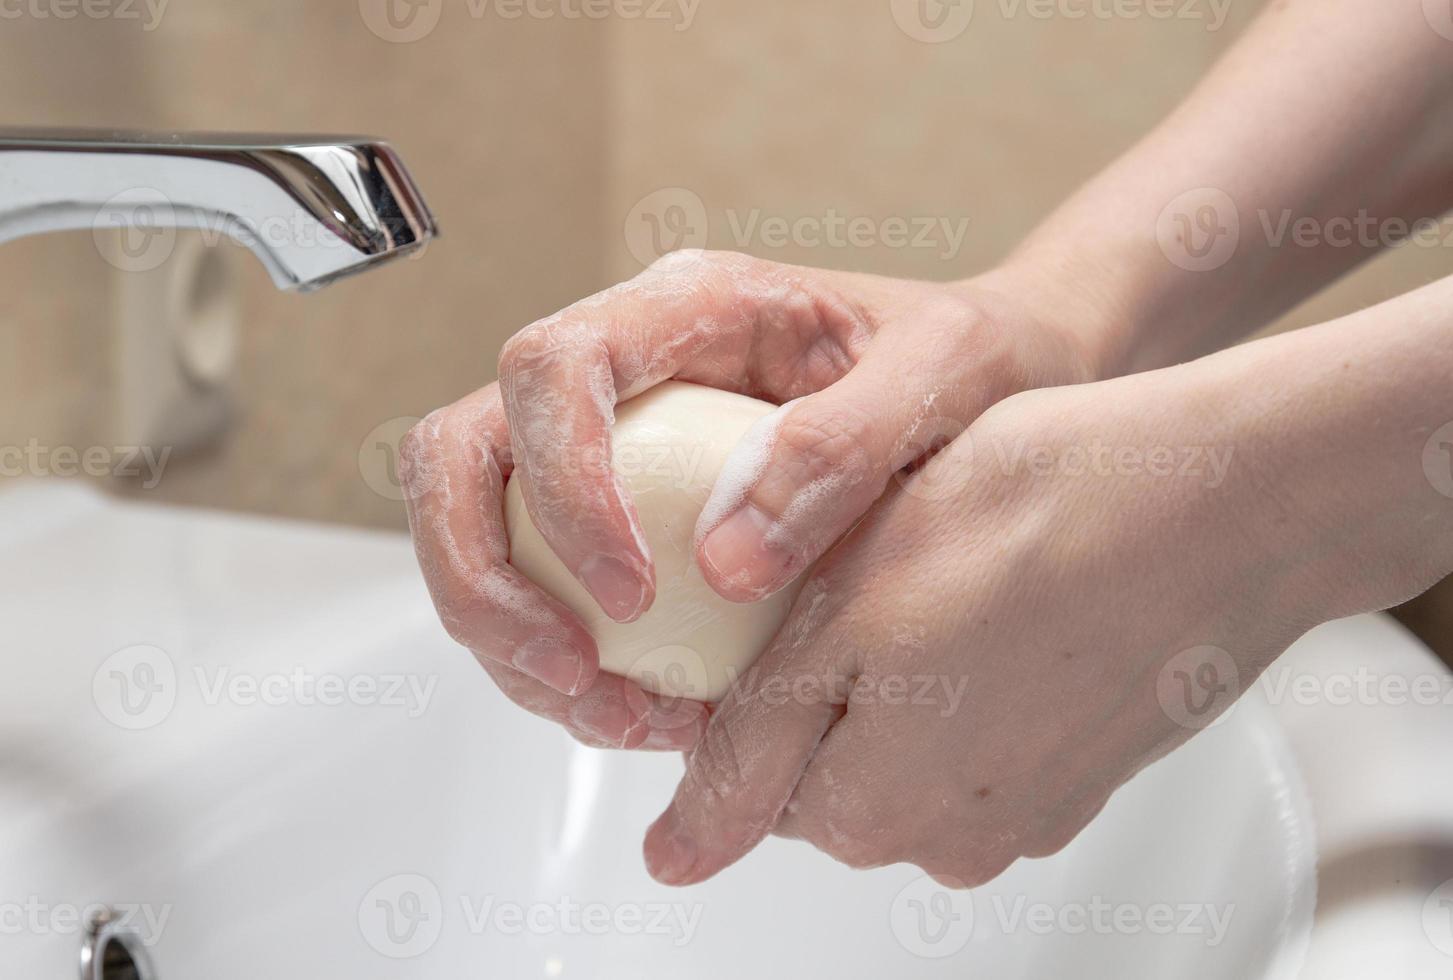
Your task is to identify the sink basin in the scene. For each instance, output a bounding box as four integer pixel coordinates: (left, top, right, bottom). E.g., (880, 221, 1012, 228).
(1, 482, 1449, 978)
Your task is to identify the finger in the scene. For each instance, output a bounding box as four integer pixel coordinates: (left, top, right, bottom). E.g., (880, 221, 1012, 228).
(497, 251, 809, 624)
(696, 331, 994, 602)
(641, 579, 856, 886)
(480, 661, 711, 752)
(401, 384, 599, 695)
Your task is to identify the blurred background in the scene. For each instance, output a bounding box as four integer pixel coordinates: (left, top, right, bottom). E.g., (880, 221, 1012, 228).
(0, 0, 1447, 657)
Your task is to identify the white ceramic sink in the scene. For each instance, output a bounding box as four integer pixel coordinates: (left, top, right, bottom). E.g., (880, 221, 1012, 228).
(1, 482, 1450, 978)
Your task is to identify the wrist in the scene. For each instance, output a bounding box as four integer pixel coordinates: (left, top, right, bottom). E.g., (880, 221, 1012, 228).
(1185, 292, 1453, 625)
(967, 247, 1163, 384)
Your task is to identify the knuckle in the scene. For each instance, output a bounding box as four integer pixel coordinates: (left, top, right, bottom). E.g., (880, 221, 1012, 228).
(953, 855, 1015, 889)
(923, 291, 1017, 372)
(651, 248, 752, 277)
(498, 327, 553, 375)
(832, 842, 895, 872)
(926, 839, 1015, 888)
(398, 413, 443, 490)
(435, 594, 481, 647)
(499, 319, 592, 379)
(568, 728, 615, 751)
(429, 578, 503, 651)
(482, 662, 564, 720)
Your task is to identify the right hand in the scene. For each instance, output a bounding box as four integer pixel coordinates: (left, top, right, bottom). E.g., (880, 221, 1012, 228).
(402, 250, 1103, 750)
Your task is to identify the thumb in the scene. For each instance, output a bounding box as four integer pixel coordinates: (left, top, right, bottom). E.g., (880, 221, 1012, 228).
(695, 351, 976, 602)
(642, 582, 853, 885)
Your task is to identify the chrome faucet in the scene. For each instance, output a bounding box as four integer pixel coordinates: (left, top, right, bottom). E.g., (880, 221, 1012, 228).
(0, 128, 438, 291)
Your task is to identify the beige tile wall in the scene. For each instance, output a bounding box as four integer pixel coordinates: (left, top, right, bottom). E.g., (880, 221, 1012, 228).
(0, 2, 612, 528)
(1, 0, 1447, 652)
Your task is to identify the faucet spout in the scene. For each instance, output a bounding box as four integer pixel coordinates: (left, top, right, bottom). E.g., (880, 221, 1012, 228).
(0, 128, 438, 291)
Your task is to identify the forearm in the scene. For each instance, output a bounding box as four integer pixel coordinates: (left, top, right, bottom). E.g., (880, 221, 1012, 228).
(994, 0, 1453, 378)
(1194, 273, 1453, 626)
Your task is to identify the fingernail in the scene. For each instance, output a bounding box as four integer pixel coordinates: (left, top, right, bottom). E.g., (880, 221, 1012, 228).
(645, 808, 698, 885)
(514, 639, 586, 695)
(570, 698, 631, 744)
(700, 504, 796, 600)
(579, 554, 649, 623)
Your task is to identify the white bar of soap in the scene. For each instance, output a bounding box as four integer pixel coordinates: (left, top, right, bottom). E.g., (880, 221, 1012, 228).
(505, 381, 804, 701)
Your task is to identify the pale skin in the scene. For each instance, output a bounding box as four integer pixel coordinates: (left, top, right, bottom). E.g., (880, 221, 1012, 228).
(402, 0, 1453, 882)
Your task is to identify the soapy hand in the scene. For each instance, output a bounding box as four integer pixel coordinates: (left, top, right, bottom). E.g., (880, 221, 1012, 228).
(640, 361, 1331, 885)
(495, 250, 1098, 614)
(402, 250, 1099, 749)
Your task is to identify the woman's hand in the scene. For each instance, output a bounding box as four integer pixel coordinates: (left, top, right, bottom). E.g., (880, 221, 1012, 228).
(641, 286, 1453, 884)
(401, 250, 1104, 749)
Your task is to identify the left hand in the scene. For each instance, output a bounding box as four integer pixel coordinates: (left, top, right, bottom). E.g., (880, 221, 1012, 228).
(641, 361, 1326, 886)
